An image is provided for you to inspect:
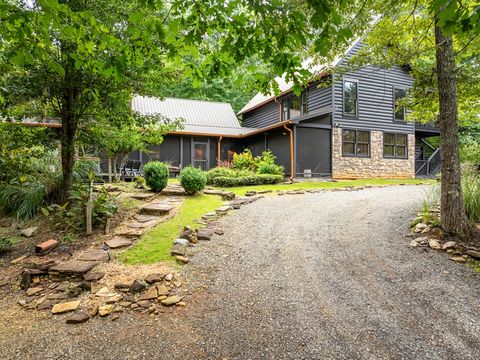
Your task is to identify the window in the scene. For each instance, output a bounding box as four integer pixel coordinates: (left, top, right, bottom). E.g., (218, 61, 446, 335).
(394, 87, 407, 121)
(384, 133, 408, 159)
(342, 129, 370, 157)
(343, 80, 358, 116)
(282, 92, 307, 120)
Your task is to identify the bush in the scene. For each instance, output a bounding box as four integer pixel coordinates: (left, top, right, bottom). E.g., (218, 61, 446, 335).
(462, 168, 480, 222)
(143, 162, 169, 192)
(257, 162, 284, 175)
(134, 176, 147, 189)
(232, 149, 256, 171)
(0, 236, 14, 254)
(180, 166, 207, 194)
(205, 167, 236, 185)
(213, 174, 283, 187)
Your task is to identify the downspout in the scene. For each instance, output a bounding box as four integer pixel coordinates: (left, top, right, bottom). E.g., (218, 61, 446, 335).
(283, 124, 294, 179)
(217, 136, 223, 166)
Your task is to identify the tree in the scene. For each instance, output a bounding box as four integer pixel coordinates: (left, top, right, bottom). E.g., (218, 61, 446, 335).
(0, 0, 344, 201)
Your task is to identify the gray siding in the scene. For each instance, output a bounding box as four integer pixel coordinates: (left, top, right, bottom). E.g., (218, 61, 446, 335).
(242, 100, 280, 128)
(307, 82, 332, 113)
(333, 41, 414, 133)
(295, 126, 331, 176)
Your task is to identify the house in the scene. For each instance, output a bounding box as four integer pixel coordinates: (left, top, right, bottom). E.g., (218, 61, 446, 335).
(120, 38, 440, 179)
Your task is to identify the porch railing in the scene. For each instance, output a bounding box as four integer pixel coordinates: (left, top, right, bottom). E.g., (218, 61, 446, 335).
(194, 159, 208, 171)
(415, 147, 441, 177)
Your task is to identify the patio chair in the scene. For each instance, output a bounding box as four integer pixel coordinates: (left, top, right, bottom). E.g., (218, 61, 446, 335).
(131, 160, 143, 177)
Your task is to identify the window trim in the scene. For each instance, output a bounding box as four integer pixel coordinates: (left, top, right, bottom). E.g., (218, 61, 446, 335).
(383, 132, 409, 159)
(393, 87, 407, 122)
(342, 128, 371, 158)
(343, 79, 359, 118)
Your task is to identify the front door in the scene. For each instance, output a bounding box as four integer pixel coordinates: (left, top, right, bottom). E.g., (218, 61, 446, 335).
(192, 141, 209, 170)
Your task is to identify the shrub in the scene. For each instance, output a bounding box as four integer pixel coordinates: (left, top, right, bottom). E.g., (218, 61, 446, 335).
(462, 169, 480, 222)
(134, 176, 147, 189)
(213, 174, 283, 187)
(257, 162, 284, 175)
(232, 149, 256, 171)
(143, 162, 169, 192)
(205, 167, 236, 185)
(180, 166, 207, 194)
(0, 236, 14, 254)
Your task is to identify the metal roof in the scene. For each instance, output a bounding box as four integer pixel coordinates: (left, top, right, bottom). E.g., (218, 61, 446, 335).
(132, 95, 242, 130)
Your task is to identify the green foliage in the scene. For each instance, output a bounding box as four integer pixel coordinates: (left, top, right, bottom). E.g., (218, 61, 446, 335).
(232, 149, 256, 171)
(134, 176, 148, 189)
(143, 162, 169, 192)
(0, 182, 48, 220)
(205, 167, 237, 185)
(257, 163, 284, 175)
(462, 168, 480, 222)
(73, 157, 101, 183)
(213, 174, 283, 187)
(0, 236, 14, 254)
(460, 124, 480, 166)
(180, 166, 207, 195)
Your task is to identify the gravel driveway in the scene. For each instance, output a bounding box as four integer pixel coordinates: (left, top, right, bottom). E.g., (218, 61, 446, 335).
(0, 185, 479, 360)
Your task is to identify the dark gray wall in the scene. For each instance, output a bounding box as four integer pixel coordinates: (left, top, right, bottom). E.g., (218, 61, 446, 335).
(333, 41, 414, 133)
(241, 100, 280, 128)
(307, 82, 332, 113)
(242, 134, 266, 157)
(295, 127, 331, 176)
(266, 129, 291, 176)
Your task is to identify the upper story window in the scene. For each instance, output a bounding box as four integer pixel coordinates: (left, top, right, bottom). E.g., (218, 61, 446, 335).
(342, 129, 370, 157)
(343, 80, 358, 117)
(384, 132, 408, 159)
(282, 91, 308, 121)
(394, 87, 407, 121)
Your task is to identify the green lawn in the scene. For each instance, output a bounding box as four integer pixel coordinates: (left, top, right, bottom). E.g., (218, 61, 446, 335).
(120, 194, 223, 265)
(213, 178, 435, 196)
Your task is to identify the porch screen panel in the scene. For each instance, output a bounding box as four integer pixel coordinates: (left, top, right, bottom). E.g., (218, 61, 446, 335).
(296, 127, 331, 176)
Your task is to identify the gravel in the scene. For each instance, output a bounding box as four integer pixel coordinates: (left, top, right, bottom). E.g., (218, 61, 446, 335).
(0, 185, 479, 360)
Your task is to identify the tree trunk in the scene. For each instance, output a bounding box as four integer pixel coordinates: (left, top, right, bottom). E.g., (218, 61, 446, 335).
(434, 20, 470, 237)
(59, 113, 77, 203)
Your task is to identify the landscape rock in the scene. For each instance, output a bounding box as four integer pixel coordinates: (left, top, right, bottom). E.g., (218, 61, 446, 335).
(88, 304, 99, 317)
(129, 279, 147, 293)
(20, 227, 38, 238)
(156, 284, 170, 296)
(165, 273, 173, 282)
(216, 206, 233, 215)
(99, 304, 115, 317)
(20, 271, 31, 290)
(51, 300, 80, 314)
(175, 255, 190, 264)
(179, 226, 193, 240)
(428, 239, 442, 250)
(139, 286, 158, 300)
(465, 250, 480, 259)
(171, 245, 187, 256)
(140, 203, 173, 216)
(197, 228, 213, 241)
(145, 274, 164, 284)
(161, 295, 182, 306)
(83, 272, 105, 282)
(106, 294, 123, 304)
(450, 256, 467, 263)
(174, 238, 189, 246)
(414, 223, 428, 233)
(49, 261, 98, 274)
(26, 287, 43, 296)
(105, 237, 133, 249)
(245, 191, 256, 197)
(441, 241, 457, 251)
(131, 193, 155, 201)
(135, 214, 160, 223)
(137, 300, 151, 308)
(214, 229, 224, 235)
(78, 250, 110, 262)
(11, 255, 28, 265)
(66, 312, 90, 324)
(0, 218, 13, 227)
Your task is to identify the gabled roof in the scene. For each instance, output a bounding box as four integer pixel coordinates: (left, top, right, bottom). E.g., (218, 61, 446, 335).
(238, 38, 363, 115)
(132, 95, 242, 130)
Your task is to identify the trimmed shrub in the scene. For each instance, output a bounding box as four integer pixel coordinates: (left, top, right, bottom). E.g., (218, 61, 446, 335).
(143, 162, 169, 192)
(205, 167, 236, 185)
(213, 174, 283, 187)
(257, 162, 284, 176)
(180, 166, 207, 194)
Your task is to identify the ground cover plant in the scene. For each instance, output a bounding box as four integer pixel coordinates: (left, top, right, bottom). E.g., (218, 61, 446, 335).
(120, 194, 223, 264)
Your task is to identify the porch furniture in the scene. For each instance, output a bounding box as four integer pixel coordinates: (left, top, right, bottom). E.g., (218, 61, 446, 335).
(169, 165, 181, 178)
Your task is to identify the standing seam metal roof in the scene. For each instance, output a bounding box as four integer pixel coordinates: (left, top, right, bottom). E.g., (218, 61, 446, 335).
(132, 95, 242, 129)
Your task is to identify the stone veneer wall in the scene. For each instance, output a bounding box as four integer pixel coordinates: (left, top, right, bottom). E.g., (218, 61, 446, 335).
(332, 128, 415, 179)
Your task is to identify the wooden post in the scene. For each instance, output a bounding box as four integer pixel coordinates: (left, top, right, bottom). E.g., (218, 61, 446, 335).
(85, 183, 93, 235)
(108, 157, 112, 182)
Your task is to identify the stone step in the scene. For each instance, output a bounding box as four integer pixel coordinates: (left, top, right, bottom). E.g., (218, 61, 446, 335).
(135, 214, 161, 223)
(77, 250, 110, 262)
(161, 186, 186, 196)
(105, 237, 133, 249)
(131, 193, 156, 201)
(49, 261, 98, 275)
(127, 221, 157, 229)
(115, 228, 144, 237)
(140, 203, 173, 216)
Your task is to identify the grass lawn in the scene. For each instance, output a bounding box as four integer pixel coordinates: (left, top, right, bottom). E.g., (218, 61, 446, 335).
(120, 194, 223, 265)
(213, 178, 435, 196)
